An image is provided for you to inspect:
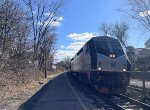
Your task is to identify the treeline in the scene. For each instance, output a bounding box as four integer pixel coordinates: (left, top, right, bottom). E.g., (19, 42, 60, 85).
(127, 46, 150, 71)
(0, 0, 65, 82)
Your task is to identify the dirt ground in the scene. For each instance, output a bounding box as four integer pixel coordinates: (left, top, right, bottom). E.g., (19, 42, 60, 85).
(0, 71, 61, 110)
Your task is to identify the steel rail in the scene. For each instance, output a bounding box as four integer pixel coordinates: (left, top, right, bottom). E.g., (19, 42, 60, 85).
(68, 72, 150, 110)
(127, 85, 150, 102)
(129, 85, 150, 92)
(67, 73, 106, 110)
(67, 73, 125, 110)
(117, 94, 150, 110)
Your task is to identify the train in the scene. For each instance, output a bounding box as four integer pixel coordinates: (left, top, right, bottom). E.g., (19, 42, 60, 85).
(69, 36, 131, 94)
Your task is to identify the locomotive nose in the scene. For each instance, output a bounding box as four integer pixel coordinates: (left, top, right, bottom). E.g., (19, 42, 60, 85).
(111, 62, 116, 67)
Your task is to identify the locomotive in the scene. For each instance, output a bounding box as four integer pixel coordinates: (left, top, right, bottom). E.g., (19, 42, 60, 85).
(69, 36, 131, 94)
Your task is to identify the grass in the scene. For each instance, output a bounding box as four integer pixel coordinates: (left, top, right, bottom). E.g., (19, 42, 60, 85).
(0, 69, 62, 110)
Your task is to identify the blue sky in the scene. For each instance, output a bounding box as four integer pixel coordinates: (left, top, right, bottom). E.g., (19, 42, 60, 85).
(54, 0, 150, 62)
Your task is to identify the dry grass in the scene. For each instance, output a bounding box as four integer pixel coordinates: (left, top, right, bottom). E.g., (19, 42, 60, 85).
(0, 69, 62, 110)
(0, 80, 40, 109)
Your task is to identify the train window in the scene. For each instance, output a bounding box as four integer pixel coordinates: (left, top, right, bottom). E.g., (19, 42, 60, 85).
(111, 41, 124, 55)
(94, 41, 110, 55)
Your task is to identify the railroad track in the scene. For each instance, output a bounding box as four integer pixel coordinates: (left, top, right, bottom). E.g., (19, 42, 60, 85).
(67, 73, 113, 110)
(67, 73, 150, 110)
(127, 85, 150, 98)
(127, 85, 150, 104)
(128, 85, 150, 93)
(144, 97, 150, 105)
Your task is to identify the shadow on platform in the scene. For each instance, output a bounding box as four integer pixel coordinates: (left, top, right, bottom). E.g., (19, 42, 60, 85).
(18, 73, 64, 110)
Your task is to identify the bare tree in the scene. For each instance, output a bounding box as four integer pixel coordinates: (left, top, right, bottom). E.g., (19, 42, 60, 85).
(126, 46, 135, 71)
(111, 22, 129, 48)
(23, 0, 65, 58)
(99, 22, 129, 48)
(38, 32, 56, 78)
(0, 0, 66, 78)
(123, 0, 150, 71)
(99, 23, 112, 36)
(126, 0, 150, 31)
(135, 57, 150, 71)
(63, 57, 71, 70)
(126, 46, 135, 60)
(22, 0, 65, 77)
(0, 1, 66, 107)
(0, 0, 39, 88)
(0, 0, 29, 69)
(0, 0, 20, 56)
(56, 57, 71, 70)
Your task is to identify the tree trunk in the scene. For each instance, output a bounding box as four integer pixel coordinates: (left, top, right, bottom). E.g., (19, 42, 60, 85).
(44, 51, 47, 78)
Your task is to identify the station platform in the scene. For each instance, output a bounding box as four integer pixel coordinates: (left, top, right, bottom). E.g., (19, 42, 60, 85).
(19, 72, 97, 110)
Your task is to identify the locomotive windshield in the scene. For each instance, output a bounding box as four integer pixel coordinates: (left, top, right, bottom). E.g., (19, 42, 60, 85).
(94, 39, 124, 57)
(94, 40, 110, 56)
(111, 41, 124, 56)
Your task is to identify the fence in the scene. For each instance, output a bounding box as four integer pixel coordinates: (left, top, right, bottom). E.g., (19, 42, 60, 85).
(130, 71, 150, 97)
(130, 71, 150, 81)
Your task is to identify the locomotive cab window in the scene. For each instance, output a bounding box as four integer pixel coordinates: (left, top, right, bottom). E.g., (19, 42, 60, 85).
(94, 40, 110, 56)
(111, 41, 124, 56)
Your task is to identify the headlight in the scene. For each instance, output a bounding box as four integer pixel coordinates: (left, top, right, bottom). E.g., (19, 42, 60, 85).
(98, 67, 102, 71)
(110, 54, 115, 58)
(109, 54, 113, 58)
(112, 54, 115, 58)
(123, 69, 126, 71)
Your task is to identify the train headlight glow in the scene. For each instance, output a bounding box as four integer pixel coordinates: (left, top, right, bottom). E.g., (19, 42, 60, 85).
(98, 67, 102, 71)
(123, 69, 126, 71)
(110, 54, 115, 58)
(112, 54, 115, 58)
(109, 54, 113, 58)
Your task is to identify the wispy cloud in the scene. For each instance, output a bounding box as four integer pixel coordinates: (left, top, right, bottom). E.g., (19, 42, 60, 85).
(61, 45, 64, 48)
(139, 10, 150, 17)
(44, 12, 63, 21)
(50, 21, 61, 27)
(44, 12, 54, 17)
(54, 50, 76, 62)
(37, 16, 63, 27)
(67, 32, 98, 41)
(66, 42, 85, 51)
(58, 16, 63, 21)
